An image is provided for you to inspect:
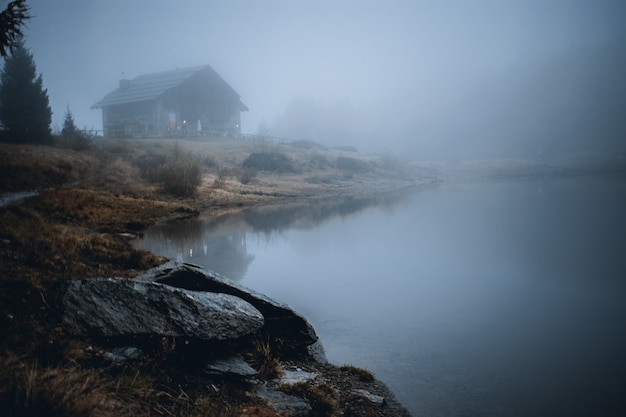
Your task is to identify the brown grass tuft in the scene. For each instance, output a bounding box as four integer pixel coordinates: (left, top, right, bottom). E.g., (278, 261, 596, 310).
(279, 382, 338, 417)
(339, 365, 375, 383)
(249, 336, 283, 380)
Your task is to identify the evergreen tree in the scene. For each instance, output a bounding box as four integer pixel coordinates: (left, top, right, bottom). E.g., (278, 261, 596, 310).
(62, 105, 78, 137)
(61, 105, 92, 150)
(0, 44, 52, 144)
(0, 0, 30, 57)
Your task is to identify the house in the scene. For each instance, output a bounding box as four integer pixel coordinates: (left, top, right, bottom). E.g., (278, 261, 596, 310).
(92, 65, 248, 138)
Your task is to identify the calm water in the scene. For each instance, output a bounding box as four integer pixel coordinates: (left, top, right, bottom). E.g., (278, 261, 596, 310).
(135, 178, 626, 417)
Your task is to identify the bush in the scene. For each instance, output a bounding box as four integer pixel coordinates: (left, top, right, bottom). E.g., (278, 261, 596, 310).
(238, 167, 257, 184)
(241, 152, 296, 173)
(56, 130, 95, 151)
(200, 154, 219, 171)
(158, 143, 203, 197)
(136, 153, 167, 182)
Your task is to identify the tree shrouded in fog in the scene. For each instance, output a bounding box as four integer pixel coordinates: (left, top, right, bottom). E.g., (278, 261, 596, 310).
(0, 44, 52, 144)
(61, 105, 93, 150)
(0, 0, 30, 57)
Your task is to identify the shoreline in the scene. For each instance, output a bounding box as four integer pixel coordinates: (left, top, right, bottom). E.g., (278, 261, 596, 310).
(0, 138, 425, 416)
(2, 138, 623, 416)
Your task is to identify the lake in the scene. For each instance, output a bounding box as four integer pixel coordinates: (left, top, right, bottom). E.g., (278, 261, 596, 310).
(135, 177, 626, 417)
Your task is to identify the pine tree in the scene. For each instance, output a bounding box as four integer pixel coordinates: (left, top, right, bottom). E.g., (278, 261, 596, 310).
(0, 0, 30, 57)
(0, 44, 52, 144)
(62, 105, 78, 137)
(61, 105, 92, 150)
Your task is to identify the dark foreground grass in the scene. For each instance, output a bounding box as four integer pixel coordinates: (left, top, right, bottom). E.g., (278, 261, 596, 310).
(0, 354, 241, 417)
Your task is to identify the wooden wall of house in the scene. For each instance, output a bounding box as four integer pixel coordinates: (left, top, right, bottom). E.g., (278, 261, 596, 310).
(102, 95, 243, 138)
(102, 101, 156, 138)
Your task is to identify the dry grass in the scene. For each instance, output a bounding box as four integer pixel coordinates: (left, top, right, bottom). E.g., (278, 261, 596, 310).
(0, 144, 94, 192)
(338, 365, 375, 383)
(279, 382, 338, 417)
(0, 354, 238, 417)
(248, 336, 283, 380)
(0, 194, 175, 283)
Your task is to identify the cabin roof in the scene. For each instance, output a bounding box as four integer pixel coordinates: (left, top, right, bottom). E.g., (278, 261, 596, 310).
(92, 65, 248, 110)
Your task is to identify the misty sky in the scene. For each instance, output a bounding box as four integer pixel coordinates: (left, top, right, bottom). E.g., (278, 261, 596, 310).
(16, 0, 626, 158)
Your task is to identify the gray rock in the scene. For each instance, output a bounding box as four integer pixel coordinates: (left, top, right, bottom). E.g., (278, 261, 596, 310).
(63, 277, 264, 341)
(306, 339, 328, 363)
(351, 389, 387, 406)
(136, 261, 319, 352)
(103, 346, 141, 363)
(277, 369, 317, 385)
(254, 385, 312, 417)
(205, 354, 257, 377)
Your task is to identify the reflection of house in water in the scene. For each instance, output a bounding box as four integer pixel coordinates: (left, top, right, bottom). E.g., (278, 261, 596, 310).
(182, 233, 254, 281)
(136, 218, 254, 281)
(135, 190, 414, 281)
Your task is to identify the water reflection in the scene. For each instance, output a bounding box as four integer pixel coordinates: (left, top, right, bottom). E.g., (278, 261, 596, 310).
(135, 189, 414, 280)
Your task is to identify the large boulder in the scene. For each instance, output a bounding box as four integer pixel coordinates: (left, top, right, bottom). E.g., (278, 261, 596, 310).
(136, 261, 319, 352)
(63, 278, 264, 341)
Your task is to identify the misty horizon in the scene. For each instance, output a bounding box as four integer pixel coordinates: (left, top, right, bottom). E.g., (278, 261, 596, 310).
(19, 0, 626, 159)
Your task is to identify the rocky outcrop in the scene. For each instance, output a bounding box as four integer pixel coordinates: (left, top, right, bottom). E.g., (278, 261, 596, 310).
(136, 261, 320, 355)
(63, 277, 264, 341)
(58, 261, 413, 417)
(62, 261, 321, 357)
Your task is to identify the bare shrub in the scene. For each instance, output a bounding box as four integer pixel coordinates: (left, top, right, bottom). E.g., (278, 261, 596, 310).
(136, 153, 167, 182)
(158, 143, 203, 197)
(56, 130, 95, 151)
(200, 154, 218, 171)
(241, 152, 296, 173)
(238, 167, 257, 184)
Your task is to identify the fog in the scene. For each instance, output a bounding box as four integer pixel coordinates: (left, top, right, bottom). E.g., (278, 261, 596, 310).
(23, 0, 626, 159)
